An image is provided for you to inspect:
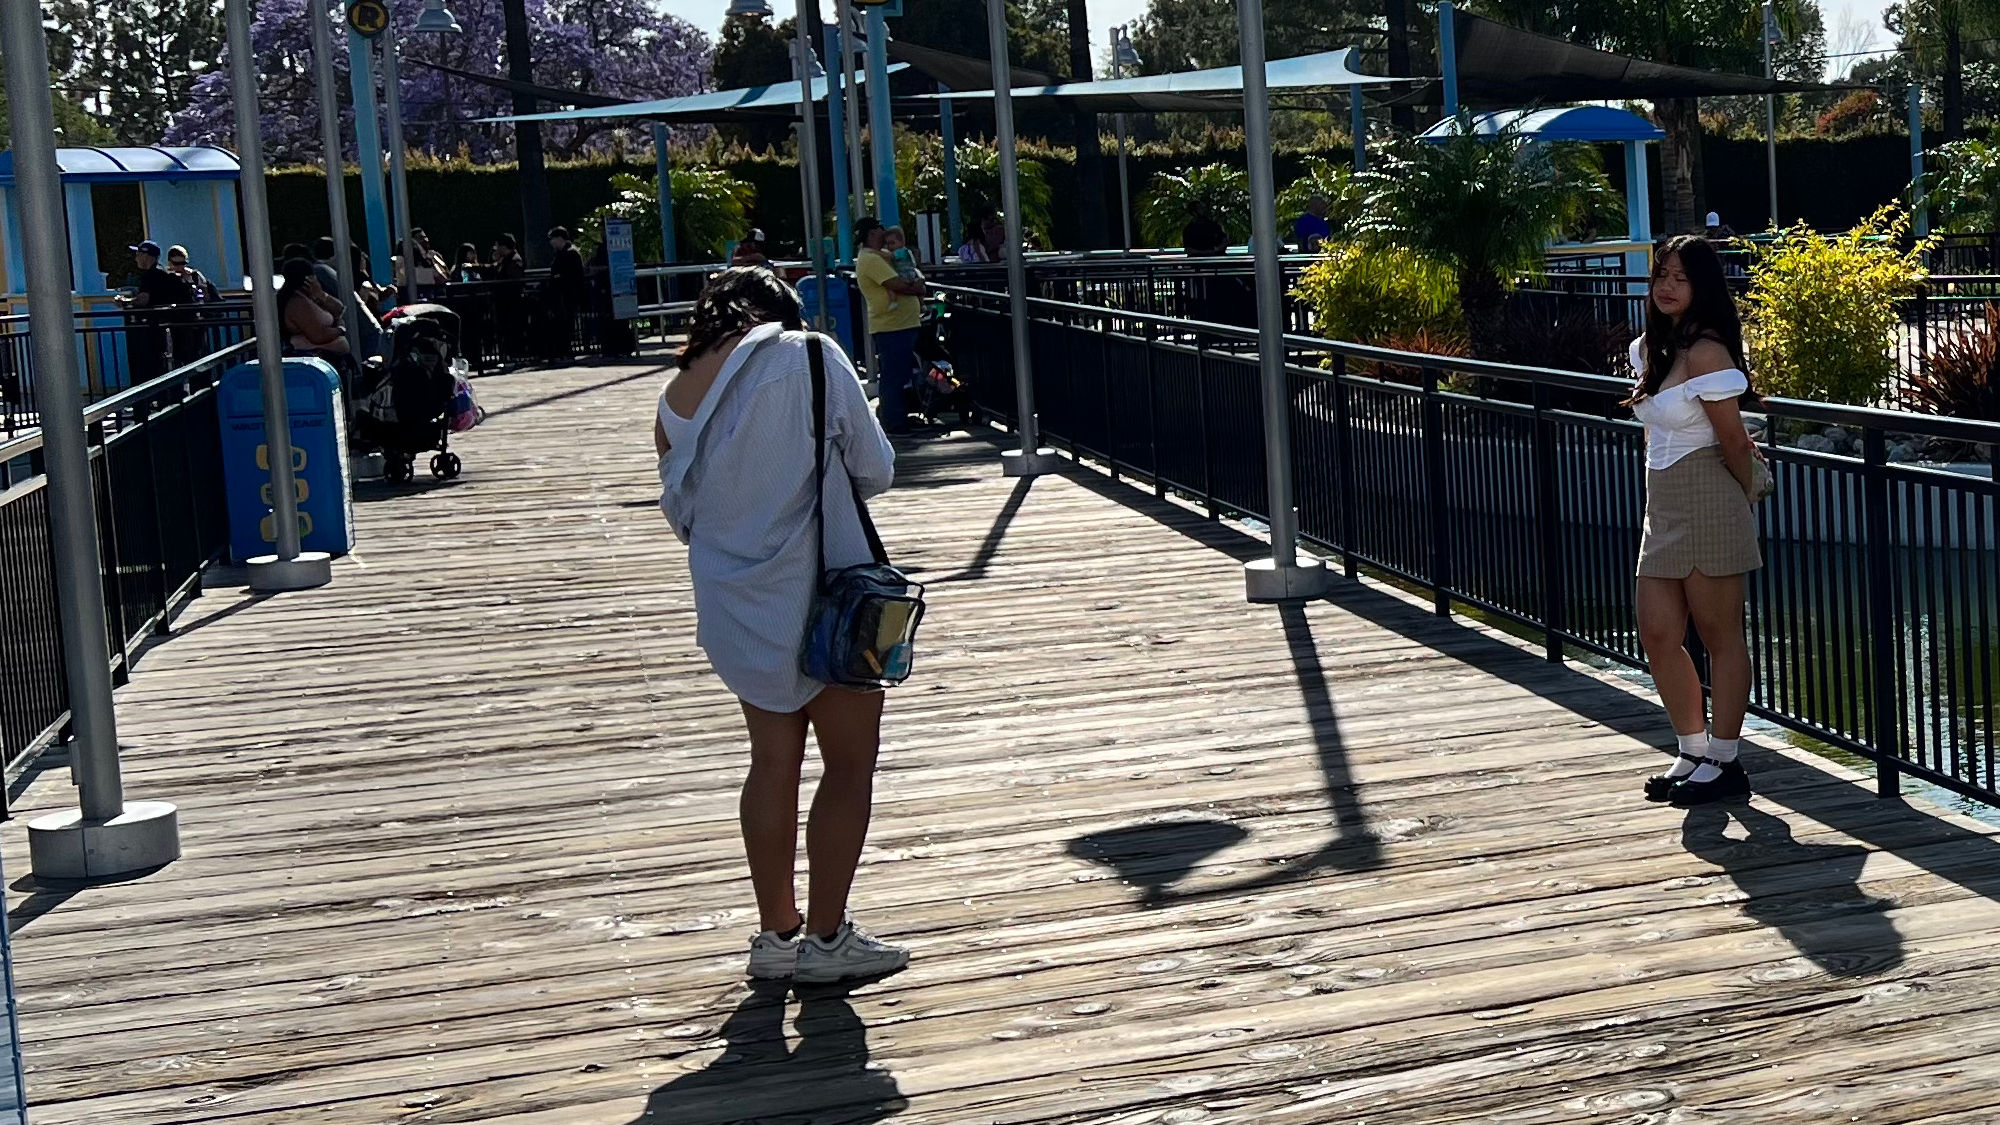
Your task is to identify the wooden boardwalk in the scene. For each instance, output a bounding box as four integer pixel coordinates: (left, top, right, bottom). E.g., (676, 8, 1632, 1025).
(9, 358, 2000, 1124)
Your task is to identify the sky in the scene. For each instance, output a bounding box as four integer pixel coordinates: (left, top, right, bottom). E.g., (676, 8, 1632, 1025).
(662, 0, 1899, 76)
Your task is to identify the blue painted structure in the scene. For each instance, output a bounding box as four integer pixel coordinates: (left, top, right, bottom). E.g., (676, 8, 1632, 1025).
(219, 358, 356, 564)
(0, 145, 243, 300)
(349, 30, 395, 288)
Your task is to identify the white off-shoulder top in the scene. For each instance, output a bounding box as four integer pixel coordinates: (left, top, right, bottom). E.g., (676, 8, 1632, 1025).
(1627, 337, 1751, 471)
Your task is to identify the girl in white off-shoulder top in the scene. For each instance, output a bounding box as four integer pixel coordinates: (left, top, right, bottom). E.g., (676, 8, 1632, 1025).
(1627, 236, 1764, 808)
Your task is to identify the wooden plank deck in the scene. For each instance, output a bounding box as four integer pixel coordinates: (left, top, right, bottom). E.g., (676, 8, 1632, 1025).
(9, 357, 2000, 1124)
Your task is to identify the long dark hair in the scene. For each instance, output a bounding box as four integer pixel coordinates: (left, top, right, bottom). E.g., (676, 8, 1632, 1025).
(677, 267, 805, 366)
(1631, 234, 1749, 402)
(275, 258, 316, 314)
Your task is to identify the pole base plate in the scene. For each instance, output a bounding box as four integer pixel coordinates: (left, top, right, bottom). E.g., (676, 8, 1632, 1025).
(1001, 447, 1060, 478)
(247, 552, 334, 593)
(28, 801, 181, 882)
(1245, 556, 1332, 603)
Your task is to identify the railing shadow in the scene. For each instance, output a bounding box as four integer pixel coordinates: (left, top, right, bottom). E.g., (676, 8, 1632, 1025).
(922, 477, 1032, 584)
(620, 981, 906, 1124)
(482, 364, 671, 420)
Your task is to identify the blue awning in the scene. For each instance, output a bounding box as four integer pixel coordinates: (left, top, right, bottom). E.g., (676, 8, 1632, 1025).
(919, 48, 1413, 113)
(479, 65, 909, 125)
(0, 146, 242, 184)
(1419, 106, 1665, 143)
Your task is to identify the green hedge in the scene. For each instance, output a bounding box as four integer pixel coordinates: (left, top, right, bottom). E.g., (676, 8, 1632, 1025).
(256, 132, 1925, 263)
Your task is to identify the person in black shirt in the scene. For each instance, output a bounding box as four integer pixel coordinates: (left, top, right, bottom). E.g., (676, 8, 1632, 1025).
(546, 226, 587, 360)
(116, 240, 195, 380)
(1181, 203, 1229, 257)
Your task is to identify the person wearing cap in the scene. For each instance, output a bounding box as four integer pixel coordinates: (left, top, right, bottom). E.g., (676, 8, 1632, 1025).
(731, 229, 769, 267)
(115, 239, 195, 381)
(853, 216, 926, 434)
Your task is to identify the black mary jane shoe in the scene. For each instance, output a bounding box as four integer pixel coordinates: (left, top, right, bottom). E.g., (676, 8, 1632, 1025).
(1669, 759, 1752, 807)
(1644, 753, 1705, 802)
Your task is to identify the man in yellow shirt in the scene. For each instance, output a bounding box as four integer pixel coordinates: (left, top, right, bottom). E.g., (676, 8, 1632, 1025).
(853, 217, 926, 434)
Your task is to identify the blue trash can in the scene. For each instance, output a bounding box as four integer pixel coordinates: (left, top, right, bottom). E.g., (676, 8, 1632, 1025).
(797, 274, 862, 364)
(218, 358, 355, 564)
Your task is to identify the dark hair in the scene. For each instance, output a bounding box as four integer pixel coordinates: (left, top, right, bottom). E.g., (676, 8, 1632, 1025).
(677, 267, 805, 366)
(313, 236, 337, 260)
(495, 233, 519, 251)
(281, 242, 311, 263)
(1632, 235, 1750, 403)
(276, 257, 317, 312)
(548, 226, 574, 242)
(854, 216, 882, 243)
(458, 242, 479, 262)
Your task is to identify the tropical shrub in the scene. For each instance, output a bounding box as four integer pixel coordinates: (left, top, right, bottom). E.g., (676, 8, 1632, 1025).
(902, 133, 1053, 244)
(1742, 207, 1931, 403)
(1919, 135, 2000, 234)
(1292, 243, 1460, 347)
(1353, 116, 1618, 347)
(1275, 158, 1362, 240)
(581, 166, 755, 261)
(1904, 302, 2000, 421)
(1138, 164, 1251, 248)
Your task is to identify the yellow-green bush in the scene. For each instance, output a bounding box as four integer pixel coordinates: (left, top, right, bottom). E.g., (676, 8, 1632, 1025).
(1292, 244, 1462, 347)
(1743, 207, 1931, 402)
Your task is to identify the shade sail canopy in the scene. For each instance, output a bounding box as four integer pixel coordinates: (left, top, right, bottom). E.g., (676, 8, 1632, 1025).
(886, 40, 1059, 92)
(0, 146, 240, 184)
(1391, 11, 1846, 107)
(1420, 105, 1665, 143)
(922, 48, 1411, 113)
(478, 65, 908, 125)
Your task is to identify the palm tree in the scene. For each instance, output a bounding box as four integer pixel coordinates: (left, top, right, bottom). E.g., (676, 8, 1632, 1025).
(1354, 116, 1617, 352)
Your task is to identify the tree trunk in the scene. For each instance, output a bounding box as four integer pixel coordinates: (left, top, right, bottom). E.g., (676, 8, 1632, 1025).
(1386, 0, 1415, 134)
(1067, 0, 1107, 249)
(1655, 98, 1701, 235)
(1945, 18, 1965, 142)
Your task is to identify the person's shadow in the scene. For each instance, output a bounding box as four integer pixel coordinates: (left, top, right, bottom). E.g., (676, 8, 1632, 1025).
(1680, 803, 1904, 979)
(623, 982, 907, 1124)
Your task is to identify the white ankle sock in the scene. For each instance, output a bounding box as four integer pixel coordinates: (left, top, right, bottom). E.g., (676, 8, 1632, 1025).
(1665, 733, 1705, 779)
(1687, 737, 1739, 784)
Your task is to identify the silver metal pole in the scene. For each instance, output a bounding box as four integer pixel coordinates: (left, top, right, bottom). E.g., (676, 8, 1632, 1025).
(1763, 0, 1779, 229)
(989, 0, 1054, 476)
(382, 23, 417, 299)
(1113, 55, 1133, 250)
(7, 0, 180, 880)
(229, 0, 333, 594)
(1237, 0, 1327, 602)
(835, 0, 875, 378)
(309, 0, 364, 351)
(793, 13, 828, 329)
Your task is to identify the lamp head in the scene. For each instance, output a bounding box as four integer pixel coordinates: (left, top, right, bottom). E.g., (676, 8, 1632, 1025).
(413, 0, 463, 34)
(727, 0, 775, 17)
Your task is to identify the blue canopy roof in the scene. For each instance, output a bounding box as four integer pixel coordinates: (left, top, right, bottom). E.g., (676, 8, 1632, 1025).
(481, 66, 909, 125)
(920, 48, 1410, 112)
(1419, 106, 1664, 143)
(0, 145, 242, 184)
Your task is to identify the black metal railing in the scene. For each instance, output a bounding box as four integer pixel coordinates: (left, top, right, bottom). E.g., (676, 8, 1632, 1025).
(0, 340, 245, 795)
(1, 303, 254, 439)
(939, 283, 2000, 809)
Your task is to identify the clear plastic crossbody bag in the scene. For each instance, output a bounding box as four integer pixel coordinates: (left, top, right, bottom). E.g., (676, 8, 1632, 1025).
(799, 335, 926, 688)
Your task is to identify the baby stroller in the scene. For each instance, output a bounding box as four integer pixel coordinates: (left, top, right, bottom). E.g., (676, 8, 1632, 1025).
(353, 303, 465, 483)
(912, 315, 978, 427)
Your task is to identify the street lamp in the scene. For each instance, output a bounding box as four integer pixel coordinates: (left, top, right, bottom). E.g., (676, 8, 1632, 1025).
(1110, 25, 1141, 250)
(382, 1, 463, 300)
(727, 0, 775, 17)
(414, 0, 463, 34)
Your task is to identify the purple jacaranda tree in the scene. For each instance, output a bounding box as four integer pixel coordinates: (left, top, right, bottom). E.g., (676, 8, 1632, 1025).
(163, 0, 711, 165)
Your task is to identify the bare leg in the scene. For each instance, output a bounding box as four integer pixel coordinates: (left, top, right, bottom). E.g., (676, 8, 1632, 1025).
(1636, 576, 1707, 737)
(739, 701, 809, 934)
(801, 687, 885, 938)
(1684, 570, 1751, 740)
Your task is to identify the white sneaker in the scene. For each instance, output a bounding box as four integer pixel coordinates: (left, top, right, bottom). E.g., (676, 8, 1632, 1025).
(746, 927, 801, 979)
(794, 918, 910, 984)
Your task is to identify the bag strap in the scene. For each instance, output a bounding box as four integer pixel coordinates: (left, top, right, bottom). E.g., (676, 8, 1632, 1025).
(807, 334, 890, 570)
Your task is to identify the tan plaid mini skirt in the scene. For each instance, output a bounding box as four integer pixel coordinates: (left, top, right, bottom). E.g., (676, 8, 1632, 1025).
(1637, 446, 1763, 578)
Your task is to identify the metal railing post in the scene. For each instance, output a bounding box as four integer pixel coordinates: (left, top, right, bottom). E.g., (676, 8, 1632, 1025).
(4, 0, 181, 880)
(1332, 355, 1357, 579)
(1864, 428, 1904, 799)
(1423, 365, 1451, 616)
(1532, 381, 1564, 662)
